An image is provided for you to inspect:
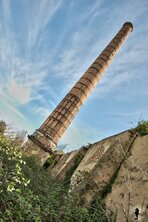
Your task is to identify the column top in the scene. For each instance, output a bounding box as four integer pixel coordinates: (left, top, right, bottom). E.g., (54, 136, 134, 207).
(123, 22, 133, 31)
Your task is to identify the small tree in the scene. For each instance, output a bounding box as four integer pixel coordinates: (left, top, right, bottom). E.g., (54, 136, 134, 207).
(131, 120, 148, 136)
(13, 130, 27, 146)
(0, 120, 6, 135)
(3, 123, 27, 146)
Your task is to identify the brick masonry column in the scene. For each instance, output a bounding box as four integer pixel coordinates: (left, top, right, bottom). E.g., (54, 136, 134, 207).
(24, 22, 133, 164)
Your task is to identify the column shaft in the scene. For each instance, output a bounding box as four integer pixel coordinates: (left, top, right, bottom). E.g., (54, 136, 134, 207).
(38, 23, 133, 145)
(24, 22, 133, 163)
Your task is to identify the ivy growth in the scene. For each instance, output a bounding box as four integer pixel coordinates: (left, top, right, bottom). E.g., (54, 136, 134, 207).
(64, 153, 84, 187)
(100, 166, 121, 199)
(43, 154, 56, 168)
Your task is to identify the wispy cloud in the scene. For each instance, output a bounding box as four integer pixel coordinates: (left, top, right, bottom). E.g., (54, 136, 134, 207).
(0, 97, 27, 120)
(0, 0, 63, 121)
(0, 95, 35, 134)
(109, 109, 148, 118)
(35, 107, 50, 118)
(51, 0, 148, 99)
(27, 0, 63, 51)
(8, 79, 30, 104)
(60, 120, 100, 151)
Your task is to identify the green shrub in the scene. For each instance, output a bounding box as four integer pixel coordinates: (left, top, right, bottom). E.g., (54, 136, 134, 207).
(131, 120, 148, 136)
(0, 135, 110, 222)
(64, 154, 84, 187)
(89, 197, 110, 222)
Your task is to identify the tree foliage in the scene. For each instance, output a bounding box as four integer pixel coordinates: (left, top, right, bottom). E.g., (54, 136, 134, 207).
(0, 135, 109, 222)
(0, 120, 6, 135)
(131, 120, 148, 136)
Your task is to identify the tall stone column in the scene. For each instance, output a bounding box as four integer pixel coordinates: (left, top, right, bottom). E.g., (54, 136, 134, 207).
(24, 22, 133, 164)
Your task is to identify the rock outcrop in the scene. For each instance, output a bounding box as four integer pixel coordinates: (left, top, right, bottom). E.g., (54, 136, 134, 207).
(48, 130, 148, 221)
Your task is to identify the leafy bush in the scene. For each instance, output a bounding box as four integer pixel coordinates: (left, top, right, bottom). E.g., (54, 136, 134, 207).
(0, 135, 110, 222)
(131, 120, 148, 136)
(89, 197, 111, 222)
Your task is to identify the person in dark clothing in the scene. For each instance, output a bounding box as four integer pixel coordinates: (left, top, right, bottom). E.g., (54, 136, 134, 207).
(134, 208, 139, 220)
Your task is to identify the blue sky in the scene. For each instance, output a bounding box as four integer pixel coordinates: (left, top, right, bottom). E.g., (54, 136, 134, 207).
(0, 0, 148, 152)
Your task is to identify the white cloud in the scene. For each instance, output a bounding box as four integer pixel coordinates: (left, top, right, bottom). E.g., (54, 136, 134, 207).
(94, 70, 134, 96)
(60, 120, 100, 152)
(0, 0, 63, 134)
(0, 95, 35, 134)
(27, 0, 63, 50)
(0, 0, 64, 106)
(8, 79, 31, 104)
(1, 99, 27, 120)
(0, 83, 27, 124)
(36, 107, 50, 117)
(109, 109, 148, 118)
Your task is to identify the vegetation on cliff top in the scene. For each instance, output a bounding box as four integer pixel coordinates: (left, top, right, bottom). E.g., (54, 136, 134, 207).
(130, 120, 148, 136)
(0, 135, 109, 222)
(134, 120, 148, 135)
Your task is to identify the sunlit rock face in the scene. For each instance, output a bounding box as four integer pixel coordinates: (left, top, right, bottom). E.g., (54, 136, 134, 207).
(49, 131, 148, 222)
(105, 134, 148, 222)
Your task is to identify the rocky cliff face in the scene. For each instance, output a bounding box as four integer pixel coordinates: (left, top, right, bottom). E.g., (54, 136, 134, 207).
(48, 130, 148, 222)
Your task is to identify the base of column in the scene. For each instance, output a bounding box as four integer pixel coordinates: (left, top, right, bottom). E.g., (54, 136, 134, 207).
(23, 130, 57, 165)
